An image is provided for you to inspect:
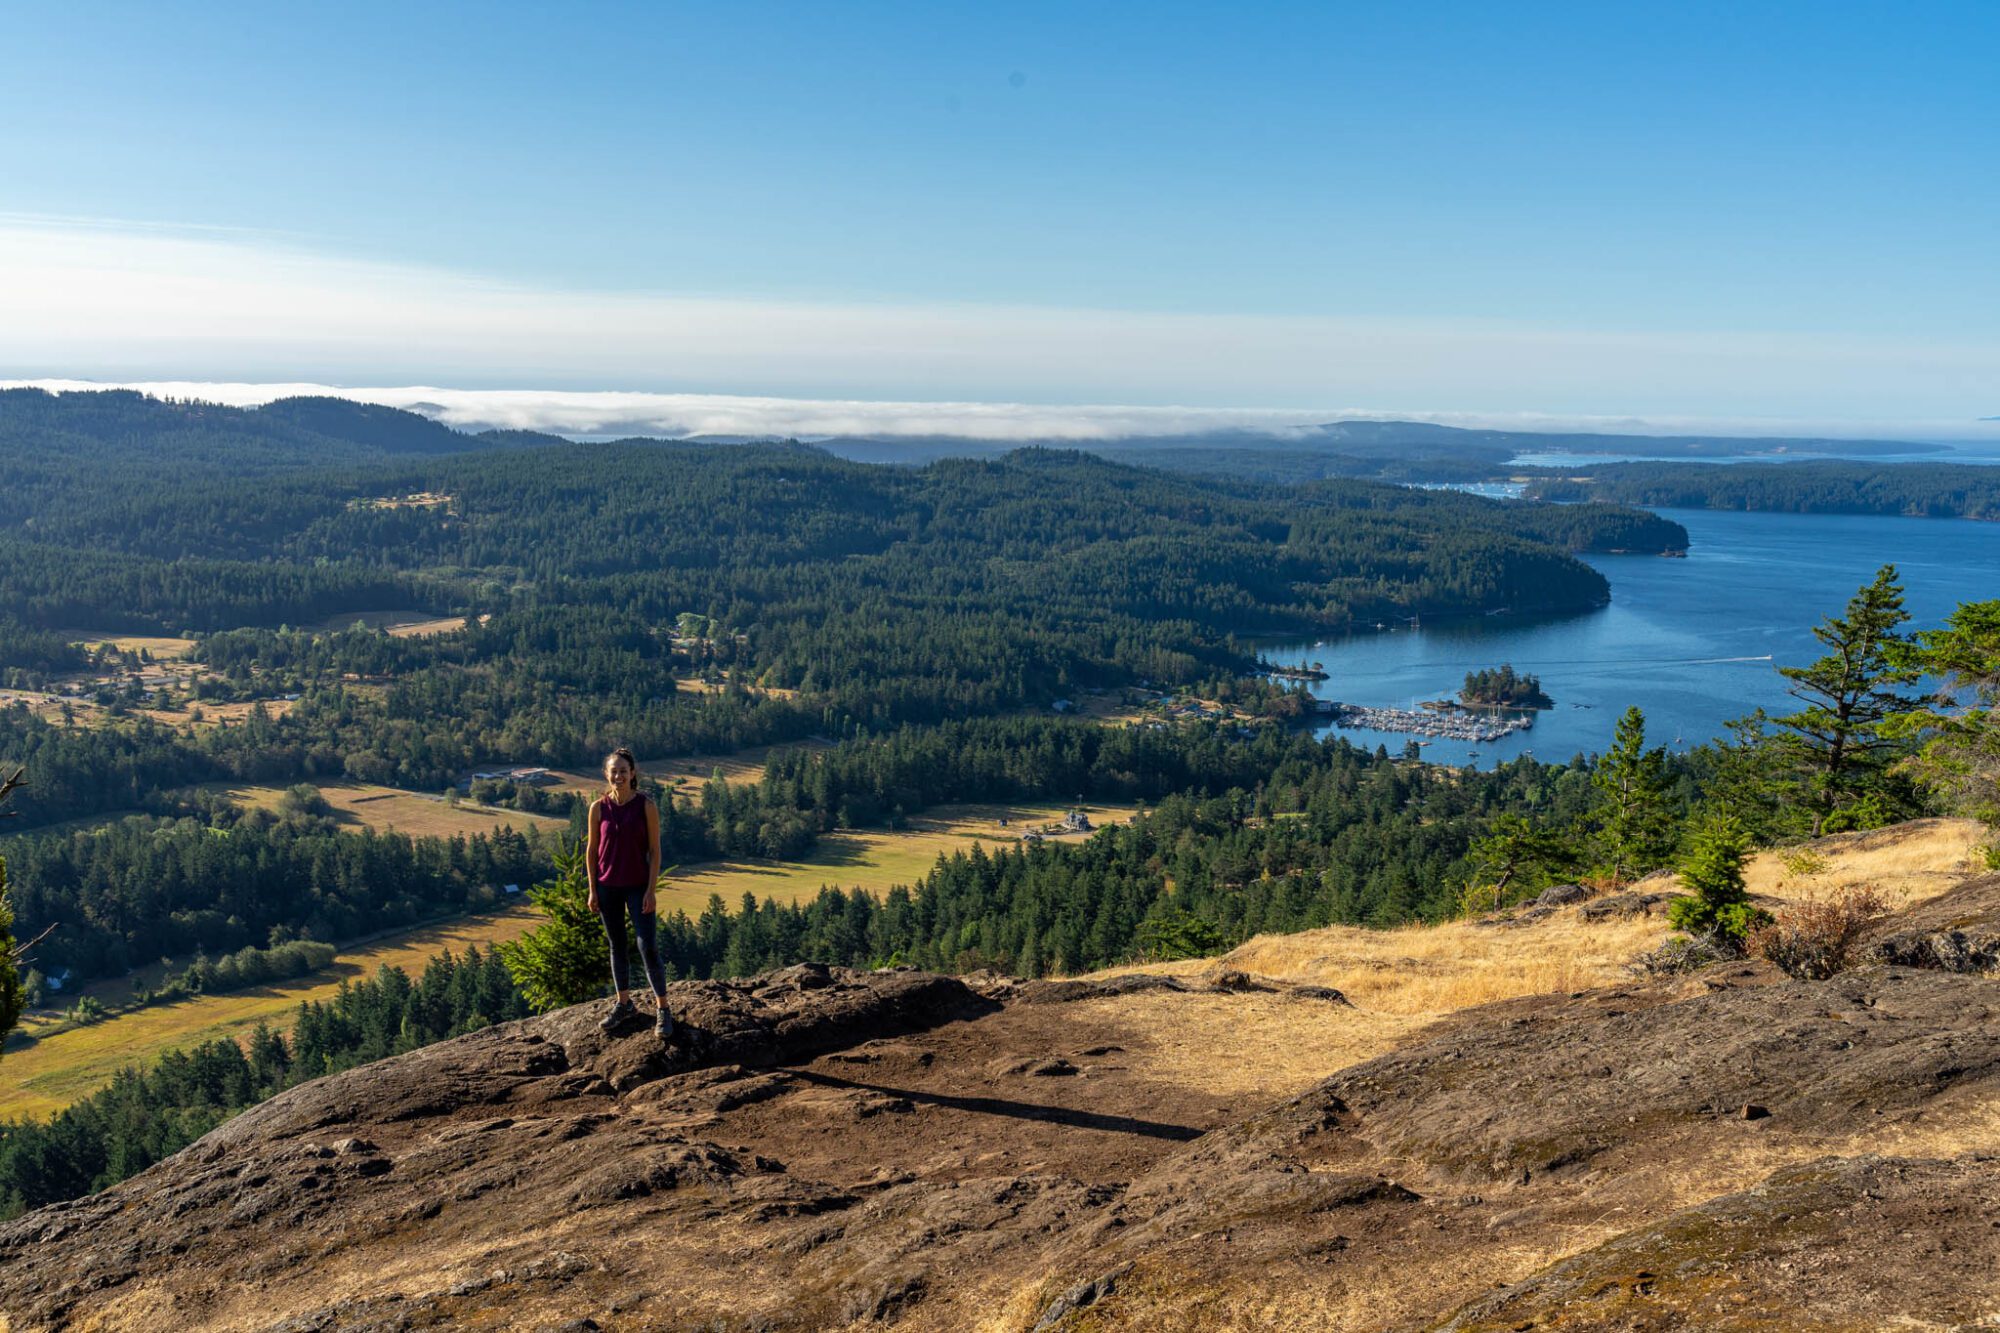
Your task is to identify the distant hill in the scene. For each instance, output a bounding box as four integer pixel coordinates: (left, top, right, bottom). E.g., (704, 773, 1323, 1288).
(0, 387, 558, 474)
(796, 418, 1949, 483)
(254, 396, 487, 455)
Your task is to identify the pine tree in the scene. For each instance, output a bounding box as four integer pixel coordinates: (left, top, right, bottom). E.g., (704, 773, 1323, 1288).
(1885, 598, 2000, 829)
(246, 1022, 290, 1089)
(1591, 707, 1674, 886)
(1462, 813, 1576, 912)
(1770, 565, 1919, 835)
(497, 845, 611, 1012)
(1667, 812, 1764, 943)
(0, 768, 24, 1053)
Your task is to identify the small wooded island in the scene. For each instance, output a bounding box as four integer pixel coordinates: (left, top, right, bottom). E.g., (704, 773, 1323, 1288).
(1460, 664, 1554, 709)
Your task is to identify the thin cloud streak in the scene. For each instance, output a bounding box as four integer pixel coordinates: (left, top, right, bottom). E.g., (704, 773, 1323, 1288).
(2, 215, 1998, 434)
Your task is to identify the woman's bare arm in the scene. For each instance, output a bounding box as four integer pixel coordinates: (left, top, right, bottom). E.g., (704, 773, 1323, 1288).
(642, 797, 662, 914)
(584, 799, 603, 911)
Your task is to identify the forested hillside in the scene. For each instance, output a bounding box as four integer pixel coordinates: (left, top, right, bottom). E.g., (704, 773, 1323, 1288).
(1526, 460, 2000, 519)
(0, 390, 1685, 785)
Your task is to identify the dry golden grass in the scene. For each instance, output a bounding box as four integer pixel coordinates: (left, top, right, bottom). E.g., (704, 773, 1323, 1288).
(0, 689, 98, 725)
(671, 675, 800, 700)
(1740, 816, 1989, 910)
(306, 609, 474, 635)
(1196, 909, 1673, 1018)
(664, 802, 1138, 916)
(58, 631, 199, 660)
(0, 907, 542, 1120)
(195, 780, 567, 840)
(1158, 817, 1991, 1024)
(141, 697, 299, 729)
(385, 615, 468, 638)
(1059, 816, 1994, 1139)
(1101, 990, 1422, 1103)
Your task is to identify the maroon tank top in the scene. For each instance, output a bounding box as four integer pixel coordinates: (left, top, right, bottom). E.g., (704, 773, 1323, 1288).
(595, 793, 652, 887)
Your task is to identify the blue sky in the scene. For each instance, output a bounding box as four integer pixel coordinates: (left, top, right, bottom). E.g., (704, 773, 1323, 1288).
(3, 2, 1997, 435)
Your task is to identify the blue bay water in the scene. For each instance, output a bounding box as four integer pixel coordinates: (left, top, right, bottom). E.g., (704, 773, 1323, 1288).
(1259, 508, 2000, 768)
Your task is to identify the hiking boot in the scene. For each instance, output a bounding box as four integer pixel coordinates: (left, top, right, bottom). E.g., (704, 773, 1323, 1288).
(654, 1006, 676, 1039)
(598, 1000, 637, 1031)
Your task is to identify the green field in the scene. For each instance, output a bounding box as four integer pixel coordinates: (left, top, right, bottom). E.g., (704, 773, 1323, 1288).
(665, 801, 1132, 909)
(0, 801, 1135, 1119)
(0, 908, 544, 1120)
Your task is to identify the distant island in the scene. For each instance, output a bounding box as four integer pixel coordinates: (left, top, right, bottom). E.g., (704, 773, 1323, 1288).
(1523, 461, 2000, 521)
(1460, 664, 1553, 709)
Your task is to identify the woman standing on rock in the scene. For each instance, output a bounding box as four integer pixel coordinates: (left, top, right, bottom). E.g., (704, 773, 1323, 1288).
(586, 747, 675, 1037)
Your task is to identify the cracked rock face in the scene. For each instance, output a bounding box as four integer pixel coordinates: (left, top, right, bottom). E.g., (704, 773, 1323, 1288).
(5, 888, 2000, 1332)
(1869, 871, 2000, 974)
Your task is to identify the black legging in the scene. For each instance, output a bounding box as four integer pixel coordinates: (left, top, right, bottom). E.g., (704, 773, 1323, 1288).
(596, 883, 667, 998)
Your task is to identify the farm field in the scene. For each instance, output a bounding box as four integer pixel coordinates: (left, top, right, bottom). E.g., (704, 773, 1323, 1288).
(56, 631, 200, 660)
(664, 801, 1139, 913)
(195, 780, 570, 840)
(0, 906, 543, 1120)
(545, 741, 824, 795)
(305, 609, 453, 634)
(0, 800, 1137, 1118)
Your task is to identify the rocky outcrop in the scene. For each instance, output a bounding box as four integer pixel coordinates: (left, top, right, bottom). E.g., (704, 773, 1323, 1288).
(1869, 870, 2000, 974)
(3, 885, 1997, 1331)
(1431, 1154, 2000, 1332)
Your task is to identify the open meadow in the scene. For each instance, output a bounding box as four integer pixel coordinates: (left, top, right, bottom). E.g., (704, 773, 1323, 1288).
(194, 780, 571, 841)
(663, 801, 1137, 913)
(56, 631, 200, 660)
(546, 741, 825, 794)
(0, 907, 543, 1120)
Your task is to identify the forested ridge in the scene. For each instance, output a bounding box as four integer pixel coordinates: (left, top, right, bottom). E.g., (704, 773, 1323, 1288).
(1525, 460, 2000, 520)
(0, 389, 1683, 789)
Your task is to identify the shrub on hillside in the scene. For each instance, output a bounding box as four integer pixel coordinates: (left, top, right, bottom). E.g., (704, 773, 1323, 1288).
(1748, 886, 1888, 980)
(1632, 932, 1739, 975)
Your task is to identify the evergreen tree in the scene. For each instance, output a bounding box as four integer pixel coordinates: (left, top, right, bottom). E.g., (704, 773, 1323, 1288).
(1885, 599, 2000, 829)
(1667, 812, 1764, 944)
(1461, 812, 1577, 912)
(1769, 565, 1919, 835)
(0, 768, 22, 1051)
(1591, 707, 1674, 885)
(497, 845, 610, 1011)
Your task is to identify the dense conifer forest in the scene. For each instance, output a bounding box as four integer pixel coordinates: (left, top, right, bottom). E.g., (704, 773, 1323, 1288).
(1525, 460, 2000, 519)
(0, 388, 1682, 795)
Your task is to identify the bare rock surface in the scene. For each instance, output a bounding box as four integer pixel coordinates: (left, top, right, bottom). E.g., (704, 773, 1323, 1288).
(3, 884, 1999, 1331)
(1430, 1154, 2000, 1332)
(1870, 869, 2000, 974)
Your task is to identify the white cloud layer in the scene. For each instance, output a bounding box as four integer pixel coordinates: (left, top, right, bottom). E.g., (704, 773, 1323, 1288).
(10, 377, 2000, 445)
(3, 215, 1997, 439)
